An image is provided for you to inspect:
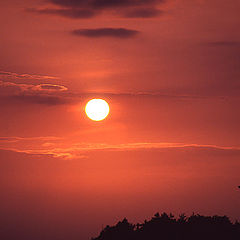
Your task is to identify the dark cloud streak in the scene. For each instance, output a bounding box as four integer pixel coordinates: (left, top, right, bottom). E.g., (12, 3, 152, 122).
(50, 0, 163, 9)
(72, 28, 139, 38)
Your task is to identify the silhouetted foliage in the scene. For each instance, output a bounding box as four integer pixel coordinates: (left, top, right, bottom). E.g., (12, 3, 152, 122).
(92, 212, 240, 240)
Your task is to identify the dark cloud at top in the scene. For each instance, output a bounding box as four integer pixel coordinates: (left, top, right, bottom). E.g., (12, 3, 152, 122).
(29, 0, 166, 19)
(50, 0, 162, 9)
(72, 28, 139, 38)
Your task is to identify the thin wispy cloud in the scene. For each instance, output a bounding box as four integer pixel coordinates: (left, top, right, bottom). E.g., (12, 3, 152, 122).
(0, 81, 67, 93)
(0, 136, 62, 142)
(2, 142, 240, 159)
(0, 70, 59, 81)
(0, 80, 69, 105)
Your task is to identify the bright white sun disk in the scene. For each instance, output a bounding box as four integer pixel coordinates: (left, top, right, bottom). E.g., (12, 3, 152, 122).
(85, 99, 110, 121)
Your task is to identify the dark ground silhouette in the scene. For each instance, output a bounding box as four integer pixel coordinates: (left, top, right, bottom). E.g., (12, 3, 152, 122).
(92, 212, 240, 240)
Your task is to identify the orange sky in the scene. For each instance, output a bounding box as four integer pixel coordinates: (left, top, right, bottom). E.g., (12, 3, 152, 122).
(0, 0, 240, 239)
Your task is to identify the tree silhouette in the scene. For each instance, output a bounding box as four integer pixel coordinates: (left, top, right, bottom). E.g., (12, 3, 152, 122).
(93, 218, 135, 240)
(92, 212, 240, 240)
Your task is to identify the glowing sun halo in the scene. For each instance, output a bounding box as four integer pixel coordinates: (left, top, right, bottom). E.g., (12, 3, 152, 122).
(85, 99, 110, 121)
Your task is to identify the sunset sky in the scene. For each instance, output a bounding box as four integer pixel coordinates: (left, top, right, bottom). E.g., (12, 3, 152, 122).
(0, 0, 240, 239)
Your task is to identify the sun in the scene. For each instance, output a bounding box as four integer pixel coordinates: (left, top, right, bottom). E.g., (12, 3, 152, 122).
(85, 99, 110, 121)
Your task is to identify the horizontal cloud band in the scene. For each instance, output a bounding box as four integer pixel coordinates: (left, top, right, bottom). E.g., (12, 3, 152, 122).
(72, 28, 139, 38)
(28, 0, 166, 19)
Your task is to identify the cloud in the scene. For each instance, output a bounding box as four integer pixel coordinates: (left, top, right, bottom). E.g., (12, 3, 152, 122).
(0, 71, 67, 104)
(28, 0, 166, 19)
(68, 142, 240, 152)
(0, 80, 69, 105)
(82, 89, 209, 99)
(0, 137, 20, 142)
(0, 81, 68, 94)
(0, 81, 31, 94)
(0, 70, 59, 81)
(0, 136, 61, 143)
(3, 142, 239, 160)
(32, 84, 68, 92)
(50, 0, 163, 9)
(72, 28, 139, 38)
(27, 7, 97, 19)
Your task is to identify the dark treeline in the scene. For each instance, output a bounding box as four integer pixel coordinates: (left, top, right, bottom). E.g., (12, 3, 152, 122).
(92, 212, 240, 240)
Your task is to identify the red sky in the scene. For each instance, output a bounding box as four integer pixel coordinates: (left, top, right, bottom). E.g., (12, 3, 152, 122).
(0, 0, 240, 239)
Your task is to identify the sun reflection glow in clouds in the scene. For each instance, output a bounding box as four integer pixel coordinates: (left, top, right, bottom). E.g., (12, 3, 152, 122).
(85, 99, 110, 121)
